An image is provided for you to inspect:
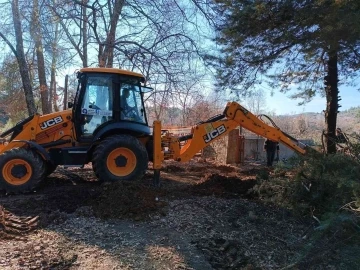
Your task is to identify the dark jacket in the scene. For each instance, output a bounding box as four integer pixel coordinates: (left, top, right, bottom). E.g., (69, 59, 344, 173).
(264, 139, 279, 152)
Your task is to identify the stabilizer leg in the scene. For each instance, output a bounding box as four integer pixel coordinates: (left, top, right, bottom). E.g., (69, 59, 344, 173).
(153, 169, 160, 187)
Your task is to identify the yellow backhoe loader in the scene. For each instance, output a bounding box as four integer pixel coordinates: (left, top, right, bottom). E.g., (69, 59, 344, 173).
(0, 67, 308, 193)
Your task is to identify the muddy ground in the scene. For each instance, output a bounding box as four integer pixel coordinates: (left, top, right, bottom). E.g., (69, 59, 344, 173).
(0, 160, 341, 270)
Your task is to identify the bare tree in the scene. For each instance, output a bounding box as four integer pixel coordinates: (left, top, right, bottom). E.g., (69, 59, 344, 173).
(0, 55, 28, 121)
(97, 0, 124, 67)
(45, 0, 62, 111)
(186, 98, 220, 125)
(31, 0, 50, 114)
(173, 74, 206, 126)
(244, 88, 267, 115)
(49, 19, 60, 112)
(46, 0, 89, 67)
(0, 0, 36, 115)
(81, 0, 88, 67)
(296, 115, 309, 136)
(51, 0, 214, 91)
(0, 0, 215, 118)
(145, 85, 171, 122)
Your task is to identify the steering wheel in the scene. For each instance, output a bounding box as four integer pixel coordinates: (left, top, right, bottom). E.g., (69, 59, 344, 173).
(123, 106, 141, 121)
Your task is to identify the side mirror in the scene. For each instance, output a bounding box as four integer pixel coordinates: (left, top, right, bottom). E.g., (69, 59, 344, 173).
(68, 102, 73, 109)
(141, 86, 153, 93)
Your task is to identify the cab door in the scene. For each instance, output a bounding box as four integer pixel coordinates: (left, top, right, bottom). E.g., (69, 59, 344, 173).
(74, 73, 114, 141)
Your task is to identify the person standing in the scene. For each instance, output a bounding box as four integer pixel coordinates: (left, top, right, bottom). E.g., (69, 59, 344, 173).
(264, 139, 280, 167)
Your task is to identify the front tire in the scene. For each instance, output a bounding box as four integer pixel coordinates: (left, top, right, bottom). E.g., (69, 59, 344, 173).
(0, 148, 46, 193)
(92, 135, 148, 182)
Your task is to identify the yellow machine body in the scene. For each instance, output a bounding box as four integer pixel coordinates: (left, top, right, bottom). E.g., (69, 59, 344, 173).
(0, 110, 75, 154)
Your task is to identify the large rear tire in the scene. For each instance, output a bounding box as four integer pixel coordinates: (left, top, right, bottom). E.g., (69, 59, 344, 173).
(0, 148, 46, 193)
(92, 135, 148, 182)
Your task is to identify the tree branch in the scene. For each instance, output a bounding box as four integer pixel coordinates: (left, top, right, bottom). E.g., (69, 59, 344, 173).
(0, 32, 17, 57)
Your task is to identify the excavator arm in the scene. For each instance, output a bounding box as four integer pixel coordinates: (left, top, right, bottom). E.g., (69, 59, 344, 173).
(224, 102, 306, 154)
(153, 102, 307, 172)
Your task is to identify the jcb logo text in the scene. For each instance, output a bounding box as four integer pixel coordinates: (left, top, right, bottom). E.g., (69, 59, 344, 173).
(203, 125, 226, 143)
(40, 116, 63, 130)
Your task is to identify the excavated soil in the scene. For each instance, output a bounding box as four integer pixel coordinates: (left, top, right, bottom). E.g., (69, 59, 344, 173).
(0, 160, 340, 269)
(189, 174, 256, 198)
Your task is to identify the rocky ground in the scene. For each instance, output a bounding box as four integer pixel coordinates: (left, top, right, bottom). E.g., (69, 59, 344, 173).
(0, 160, 339, 270)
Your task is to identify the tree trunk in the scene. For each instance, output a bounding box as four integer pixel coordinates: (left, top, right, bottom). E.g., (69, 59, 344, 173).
(324, 49, 339, 154)
(98, 0, 124, 67)
(82, 0, 88, 67)
(50, 69, 58, 112)
(32, 0, 50, 114)
(50, 19, 59, 112)
(12, 0, 37, 116)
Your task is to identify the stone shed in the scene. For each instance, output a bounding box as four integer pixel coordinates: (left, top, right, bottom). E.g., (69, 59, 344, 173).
(208, 130, 313, 164)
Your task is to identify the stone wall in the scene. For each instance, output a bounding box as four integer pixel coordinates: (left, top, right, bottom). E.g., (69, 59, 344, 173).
(208, 135, 313, 164)
(206, 136, 228, 163)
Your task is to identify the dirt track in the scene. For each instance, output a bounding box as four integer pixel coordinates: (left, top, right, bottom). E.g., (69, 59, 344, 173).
(0, 160, 321, 269)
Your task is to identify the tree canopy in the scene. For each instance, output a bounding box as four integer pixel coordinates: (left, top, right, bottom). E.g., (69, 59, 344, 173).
(213, 0, 360, 152)
(0, 0, 215, 119)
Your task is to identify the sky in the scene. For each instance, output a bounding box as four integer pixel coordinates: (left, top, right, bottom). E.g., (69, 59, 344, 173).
(265, 85, 360, 115)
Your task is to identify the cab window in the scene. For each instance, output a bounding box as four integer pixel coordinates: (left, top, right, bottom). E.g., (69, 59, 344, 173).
(80, 75, 113, 135)
(120, 84, 146, 124)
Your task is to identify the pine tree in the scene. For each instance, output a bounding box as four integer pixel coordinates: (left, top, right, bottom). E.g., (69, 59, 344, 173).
(213, 0, 360, 153)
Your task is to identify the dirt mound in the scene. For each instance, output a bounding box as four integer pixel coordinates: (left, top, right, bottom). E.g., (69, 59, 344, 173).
(214, 165, 237, 173)
(186, 164, 237, 173)
(163, 164, 186, 172)
(90, 182, 167, 221)
(190, 173, 256, 198)
(187, 165, 209, 172)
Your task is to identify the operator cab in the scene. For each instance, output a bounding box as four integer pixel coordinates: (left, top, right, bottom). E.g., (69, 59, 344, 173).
(73, 68, 153, 142)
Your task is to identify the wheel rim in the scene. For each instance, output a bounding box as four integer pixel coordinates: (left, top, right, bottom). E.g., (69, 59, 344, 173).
(2, 159, 32, 185)
(106, 147, 137, 176)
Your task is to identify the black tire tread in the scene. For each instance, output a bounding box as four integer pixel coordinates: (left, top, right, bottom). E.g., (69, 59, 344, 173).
(0, 148, 46, 193)
(92, 134, 148, 182)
